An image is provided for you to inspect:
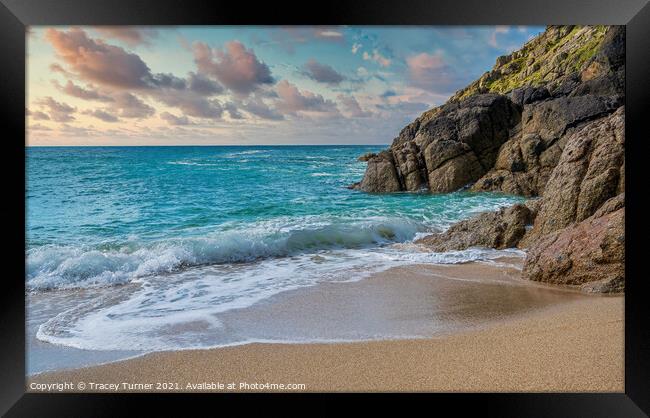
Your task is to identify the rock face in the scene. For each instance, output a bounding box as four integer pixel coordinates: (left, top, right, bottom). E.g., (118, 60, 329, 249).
(471, 95, 621, 197)
(353, 26, 625, 293)
(522, 107, 624, 244)
(523, 194, 624, 293)
(469, 26, 625, 197)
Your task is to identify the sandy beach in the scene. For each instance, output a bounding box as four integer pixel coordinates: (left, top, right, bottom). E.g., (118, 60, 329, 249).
(28, 261, 624, 393)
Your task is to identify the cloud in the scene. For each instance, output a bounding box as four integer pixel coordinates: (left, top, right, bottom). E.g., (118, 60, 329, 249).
(35, 97, 76, 122)
(187, 72, 223, 96)
(149, 73, 187, 89)
(151, 90, 223, 119)
(375, 100, 430, 114)
(255, 27, 345, 54)
(94, 27, 158, 46)
(45, 28, 159, 89)
(49, 63, 72, 77)
(315, 29, 344, 40)
(337, 94, 372, 118)
(276, 27, 345, 43)
(302, 59, 345, 84)
(407, 52, 459, 93)
(489, 26, 511, 48)
(45, 28, 233, 121)
(239, 97, 284, 120)
(83, 108, 119, 122)
(28, 123, 52, 131)
(275, 80, 339, 116)
(111, 92, 155, 118)
(160, 111, 191, 125)
(224, 102, 245, 120)
(362, 49, 391, 67)
(193, 41, 274, 96)
(53, 80, 114, 102)
(27, 109, 50, 121)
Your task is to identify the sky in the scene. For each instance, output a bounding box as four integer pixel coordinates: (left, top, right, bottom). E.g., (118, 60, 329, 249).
(26, 25, 544, 146)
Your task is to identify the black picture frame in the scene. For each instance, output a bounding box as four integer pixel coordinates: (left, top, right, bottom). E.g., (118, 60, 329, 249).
(2, 0, 649, 415)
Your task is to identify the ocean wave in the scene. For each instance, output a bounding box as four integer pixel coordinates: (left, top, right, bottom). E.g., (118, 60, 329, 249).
(167, 161, 220, 166)
(26, 217, 425, 291)
(225, 150, 268, 158)
(33, 245, 525, 351)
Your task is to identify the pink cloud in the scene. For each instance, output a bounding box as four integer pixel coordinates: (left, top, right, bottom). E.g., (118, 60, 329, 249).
(337, 94, 372, 118)
(362, 49, 391, 67)
(111, 92, 155, 119)
(45, 28, 156, 89)
(193, 41, 274, 96)
(53, 80, 114, 102)
(27, 109, 51, 121)
(94, 27, 158, 46)
(160, 112, 191, 126)
(239, 96, 284, 120)
(150, 89, 223, 119)
(275, 80, 338, 115)
(406, 52, 457, 93)
(35, 97, 76, 122)
(303, 59, 344, 84)
(83, 108, 119, 122)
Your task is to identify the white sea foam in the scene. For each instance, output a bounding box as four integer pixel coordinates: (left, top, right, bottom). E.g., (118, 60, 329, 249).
(35, 244, 524, 351)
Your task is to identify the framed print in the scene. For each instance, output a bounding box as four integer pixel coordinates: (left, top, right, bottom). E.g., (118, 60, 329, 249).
(2, 0, 649, 415)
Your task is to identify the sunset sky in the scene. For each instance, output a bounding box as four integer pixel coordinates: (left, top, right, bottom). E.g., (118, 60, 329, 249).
(26, 26, 543, 146)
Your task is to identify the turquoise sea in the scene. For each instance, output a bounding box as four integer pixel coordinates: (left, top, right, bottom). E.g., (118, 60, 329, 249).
(26, 146, 525, 372)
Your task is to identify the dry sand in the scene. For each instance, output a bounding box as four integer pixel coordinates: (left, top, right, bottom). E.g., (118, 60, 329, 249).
(28, 262, 624, 392)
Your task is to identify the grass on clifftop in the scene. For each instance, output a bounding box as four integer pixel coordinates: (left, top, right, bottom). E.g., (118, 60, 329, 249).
(408, 26, 609, 130)
(456, 25, 608, 99)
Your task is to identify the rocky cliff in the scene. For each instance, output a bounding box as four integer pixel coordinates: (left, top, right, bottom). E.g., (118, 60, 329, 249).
(354, 26, 625, 293)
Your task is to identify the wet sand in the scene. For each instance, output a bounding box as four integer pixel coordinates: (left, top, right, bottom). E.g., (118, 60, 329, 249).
(28, 261, 624, 392)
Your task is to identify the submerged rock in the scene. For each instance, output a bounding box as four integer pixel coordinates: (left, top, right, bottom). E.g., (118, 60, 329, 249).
(357, 152, 377, 162)
(416, 203, 534, 251)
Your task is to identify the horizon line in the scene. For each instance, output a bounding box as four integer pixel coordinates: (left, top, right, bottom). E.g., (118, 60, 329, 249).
(25, 143, 390, 147)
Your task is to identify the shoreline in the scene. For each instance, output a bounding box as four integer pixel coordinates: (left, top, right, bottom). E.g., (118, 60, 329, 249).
(28, 261, 624, 392)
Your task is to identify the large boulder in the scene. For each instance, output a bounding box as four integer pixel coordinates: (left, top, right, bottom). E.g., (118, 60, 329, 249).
(358, 151, 401, 193)
(523, 193, 624, 293)
(415, 203, 535, 251)
(357, 94, 521, 193)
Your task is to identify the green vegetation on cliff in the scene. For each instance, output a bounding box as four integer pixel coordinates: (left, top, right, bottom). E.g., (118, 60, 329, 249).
(453, 25, 608, 100)
(407, 26, 610, 129)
